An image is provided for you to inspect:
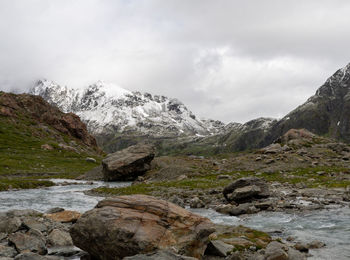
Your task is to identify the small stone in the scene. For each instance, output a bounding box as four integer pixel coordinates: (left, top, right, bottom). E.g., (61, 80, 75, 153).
(41, 144, 53, 150)
(176, 175, 187, 181)
(189, 197, 205, 208)
(217, 175, 230, 180)
(307, 240, 325, 249)
(86, 157, 96, 163)
(294, 242, 309, 253)
(205, 240, 234, 257)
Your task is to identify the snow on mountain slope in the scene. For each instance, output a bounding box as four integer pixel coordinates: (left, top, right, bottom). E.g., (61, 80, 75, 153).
(30, 79, 225, 137)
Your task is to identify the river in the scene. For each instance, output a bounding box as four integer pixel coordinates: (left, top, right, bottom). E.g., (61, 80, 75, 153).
(0, 179, 349, 260)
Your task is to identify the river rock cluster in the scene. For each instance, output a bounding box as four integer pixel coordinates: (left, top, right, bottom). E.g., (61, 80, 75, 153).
(0, 208, 84, 259)
(0, 195, 324, 260)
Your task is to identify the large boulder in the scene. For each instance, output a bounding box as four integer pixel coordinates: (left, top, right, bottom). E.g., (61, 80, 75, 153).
(70, 195, 215, 260)
(223, 177, 270, 203)
(102, 144, 156, 181)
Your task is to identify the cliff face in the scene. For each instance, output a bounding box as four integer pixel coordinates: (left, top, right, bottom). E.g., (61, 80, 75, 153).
(264, 63, 350, 145)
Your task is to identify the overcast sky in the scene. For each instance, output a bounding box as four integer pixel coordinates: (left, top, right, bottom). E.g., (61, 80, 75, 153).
(0, 0, 350, 123)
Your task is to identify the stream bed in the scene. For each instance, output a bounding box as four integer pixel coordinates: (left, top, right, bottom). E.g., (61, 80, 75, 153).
(0, 179, 349, 260)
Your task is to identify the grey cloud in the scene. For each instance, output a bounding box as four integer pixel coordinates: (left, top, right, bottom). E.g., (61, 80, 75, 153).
(0, 0, 349, 123)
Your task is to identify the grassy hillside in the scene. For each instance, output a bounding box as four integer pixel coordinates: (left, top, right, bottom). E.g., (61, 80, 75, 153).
(0, 92, 103, 190)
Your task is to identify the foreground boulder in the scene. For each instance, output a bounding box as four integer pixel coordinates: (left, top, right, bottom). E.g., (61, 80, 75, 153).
(223, 177, 270, 203)
(70, 195, 215, 259)
(102, 144, 156, 181)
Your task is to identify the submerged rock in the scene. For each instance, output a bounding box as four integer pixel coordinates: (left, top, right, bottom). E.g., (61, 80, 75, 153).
(70, 194, 215, 259)
(102, 144, 156, 181)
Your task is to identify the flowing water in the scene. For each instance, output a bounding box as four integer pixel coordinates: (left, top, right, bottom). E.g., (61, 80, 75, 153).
(191, 208, 350, 260)
(0, 179, 131, 212)
(0, 179, 349, 260)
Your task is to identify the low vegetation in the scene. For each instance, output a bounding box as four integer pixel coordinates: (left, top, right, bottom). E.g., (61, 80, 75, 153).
(0, 114, 102, 190)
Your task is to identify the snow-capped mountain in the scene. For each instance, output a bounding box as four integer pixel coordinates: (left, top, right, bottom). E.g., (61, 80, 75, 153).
(30, 79, 225, 137)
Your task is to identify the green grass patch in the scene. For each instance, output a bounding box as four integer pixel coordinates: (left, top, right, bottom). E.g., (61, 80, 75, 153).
(0, 115, 102, 177)
(0, 178, 55, 191)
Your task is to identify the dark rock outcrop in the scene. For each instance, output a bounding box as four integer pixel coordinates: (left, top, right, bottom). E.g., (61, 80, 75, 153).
(102, 144, 156, 181)
(223, 177, 270, 203)
(70, 195, 215, 259)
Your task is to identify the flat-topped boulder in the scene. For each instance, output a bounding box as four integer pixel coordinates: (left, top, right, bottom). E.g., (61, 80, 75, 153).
(70, 195, 215, 259)
(223, 177, 270, 203)
(102, 144, 156, 181)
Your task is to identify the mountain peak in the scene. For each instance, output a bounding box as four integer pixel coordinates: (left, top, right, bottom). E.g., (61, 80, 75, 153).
(88, 80, 132, 98)
(30, 80, 225, 138)
(324, 62, 350, 87)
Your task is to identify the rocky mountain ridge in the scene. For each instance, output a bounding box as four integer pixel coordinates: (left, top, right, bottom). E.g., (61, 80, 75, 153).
(30, 80, 225, 138)
(30, 62, 350, 154)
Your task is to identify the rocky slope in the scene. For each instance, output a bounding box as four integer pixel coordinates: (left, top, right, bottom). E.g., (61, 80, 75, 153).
(182, 62, 350, 154)
(263, 62, 350, 145)
(0, 91, 101, 178)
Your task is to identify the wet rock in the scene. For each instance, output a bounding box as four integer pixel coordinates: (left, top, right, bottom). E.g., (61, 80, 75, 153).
(189, 197, 205, 208)
(9, 232, 47, 255)
(0, 245, 17, 257)
(45, 208, 64, 214)
(102, 144, 155, 181)
(294, 242, 309, 253)
(47, 229, 73, 247)
(122, 250, 197, 260)
(223, 177, 270, 203)
(70, 195, 215, 259)
(215, 204, 236, 215)
(229, 203, 259, 216)
(44, 210, 81, 223)
(205, 240, 234, 257)
(307, 240, 325, 249)
(14, 252, 60, 259)
(287, 247, 306, 260)
(264, 241, 288, 260)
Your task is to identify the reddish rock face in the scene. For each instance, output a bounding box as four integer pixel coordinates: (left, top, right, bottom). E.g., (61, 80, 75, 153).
(45, 210, 81, 223)
(70, 195, 215, 260)
(281, 129, 315, 143)
(0, 92, 97, 148)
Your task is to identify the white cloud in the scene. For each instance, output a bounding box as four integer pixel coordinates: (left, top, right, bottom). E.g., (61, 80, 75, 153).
(0, 0, 349, 123)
